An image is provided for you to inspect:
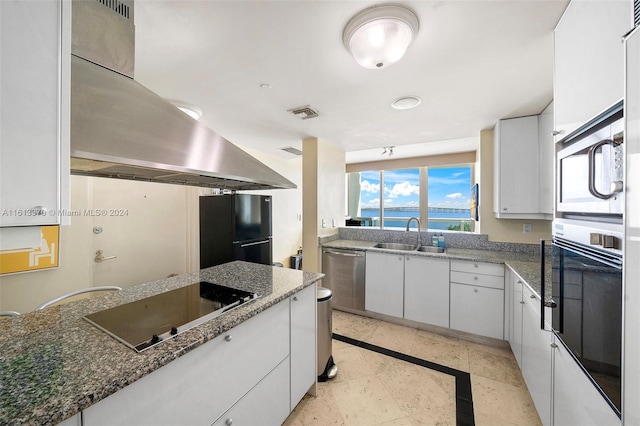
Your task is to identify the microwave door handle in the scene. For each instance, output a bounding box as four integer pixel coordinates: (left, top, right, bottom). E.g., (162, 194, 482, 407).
(588, 139, 618, 200)
(540, 240, 546, 330)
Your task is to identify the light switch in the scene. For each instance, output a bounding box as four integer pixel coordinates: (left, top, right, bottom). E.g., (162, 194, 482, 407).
(332, 219, 336, 227)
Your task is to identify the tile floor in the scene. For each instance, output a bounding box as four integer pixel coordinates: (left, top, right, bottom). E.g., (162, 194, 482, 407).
(284, 310, 542, 426)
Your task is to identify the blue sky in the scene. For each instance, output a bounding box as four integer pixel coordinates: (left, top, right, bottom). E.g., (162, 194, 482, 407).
(358, 167, 471, 209)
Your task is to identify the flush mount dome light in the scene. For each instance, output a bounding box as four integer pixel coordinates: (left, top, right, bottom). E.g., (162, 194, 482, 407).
(343, 4, 419, 69)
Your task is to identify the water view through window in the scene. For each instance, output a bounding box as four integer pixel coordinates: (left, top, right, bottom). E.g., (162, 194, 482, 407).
(349, 166, 472, 231)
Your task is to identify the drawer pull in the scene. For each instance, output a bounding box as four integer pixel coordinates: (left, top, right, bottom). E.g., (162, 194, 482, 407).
(474, 276, 478, 280)
(226, 419, 233, 426)
(517, 280, 522, 284)
(225, 335, 232, 342)
(520, 301, 525, 304)
(474, 288, 479, 293)
(293, 296, 299, 301)
(530, 294, 537, 299)
(474, 263, 478, 268)
(550, 343, 558, 349)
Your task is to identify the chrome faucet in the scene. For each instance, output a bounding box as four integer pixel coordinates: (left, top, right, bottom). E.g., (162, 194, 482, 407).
(406, 217, 421, 246)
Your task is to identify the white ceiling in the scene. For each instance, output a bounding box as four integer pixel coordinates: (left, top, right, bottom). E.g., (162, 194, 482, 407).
(133, 0, 569, 164)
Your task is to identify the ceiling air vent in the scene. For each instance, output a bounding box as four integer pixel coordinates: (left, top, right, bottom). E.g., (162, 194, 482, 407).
(288, 105, 320, 120)
(280, 147, 303, 156)
(94, 0, 131, 19)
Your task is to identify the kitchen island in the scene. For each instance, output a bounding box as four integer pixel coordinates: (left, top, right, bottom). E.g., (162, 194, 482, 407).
(0, 261, 323, 425)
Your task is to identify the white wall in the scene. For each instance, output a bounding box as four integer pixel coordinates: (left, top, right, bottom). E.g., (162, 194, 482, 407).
(302, 138, 345, 272)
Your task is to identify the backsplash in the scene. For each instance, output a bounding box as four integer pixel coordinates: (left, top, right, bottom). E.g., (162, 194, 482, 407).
(320, 228, 544, 255)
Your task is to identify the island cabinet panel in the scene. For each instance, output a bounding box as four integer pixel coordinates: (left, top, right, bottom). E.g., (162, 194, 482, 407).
(365, 252, 404, 318)
(82, 299, 290, 426)
(404, 256, 450, 328)
(212, 357, 291, 426)
(290, 284, 317, 410)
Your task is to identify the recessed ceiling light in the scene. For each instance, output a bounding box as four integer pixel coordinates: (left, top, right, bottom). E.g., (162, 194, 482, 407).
(166, 99, 203, 120)
(391, 96, 422, 110)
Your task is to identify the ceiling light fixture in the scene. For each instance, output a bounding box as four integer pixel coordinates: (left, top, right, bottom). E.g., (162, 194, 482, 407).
(381, 146, 395, 156)
(167, 99, 203, 121)
(343, 4, 419, 69)
(392, 96, 422, 110)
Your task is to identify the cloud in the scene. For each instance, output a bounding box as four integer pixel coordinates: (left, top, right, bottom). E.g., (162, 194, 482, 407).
(360, 180, 380, 193)
(386, 181, 419, 198)
(446, 192, 464, 199)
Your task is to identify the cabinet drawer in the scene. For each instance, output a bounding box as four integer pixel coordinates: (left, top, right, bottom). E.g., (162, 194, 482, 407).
(451, 271, 504, 290)
(450, 283, 504, 340)
(451, 260, 504, 277)
(212, 357, 291, 426)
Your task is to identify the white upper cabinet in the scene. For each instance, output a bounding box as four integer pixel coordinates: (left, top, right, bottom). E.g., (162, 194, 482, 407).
(494, 115, 551, 219)
(554, 0, 632, 142)
(0, 0, 70, 227)
(538, 102, 554, 216)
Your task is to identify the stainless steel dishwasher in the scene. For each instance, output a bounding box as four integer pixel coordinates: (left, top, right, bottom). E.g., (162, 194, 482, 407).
(321, 248, 365, 311)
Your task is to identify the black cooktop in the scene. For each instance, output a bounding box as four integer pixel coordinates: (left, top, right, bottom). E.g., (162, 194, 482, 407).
(84, 281, 258, 352)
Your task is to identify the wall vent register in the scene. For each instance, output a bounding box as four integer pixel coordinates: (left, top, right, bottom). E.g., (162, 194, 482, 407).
(84, 282, 258, 352)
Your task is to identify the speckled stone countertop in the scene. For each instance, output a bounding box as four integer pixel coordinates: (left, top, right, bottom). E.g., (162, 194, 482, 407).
(0, 261, 323, 425)
(322, 239, 552, 299)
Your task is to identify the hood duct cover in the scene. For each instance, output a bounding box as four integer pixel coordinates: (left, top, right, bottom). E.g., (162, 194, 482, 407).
(69, 0, 295, 190)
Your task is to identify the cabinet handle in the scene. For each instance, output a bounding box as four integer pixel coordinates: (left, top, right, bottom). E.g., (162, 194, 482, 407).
(474, 288, 479, 293)
(503, 207, 507, 211)
(552, 130, 565, 136)
(225, 419, 233, 426)
(293, 296, 299, 301)
(473, 276, 479, 280)
(550, 343, 558, 349)
(517, 280, 522, 284)
(530, 294, 537, 299)
(520, 301, 525, 304)
(474, 263, 478, 268)
(225, 335, 232, 342)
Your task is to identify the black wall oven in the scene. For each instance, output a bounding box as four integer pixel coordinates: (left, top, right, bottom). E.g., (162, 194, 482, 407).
(547, 225, 623, 416)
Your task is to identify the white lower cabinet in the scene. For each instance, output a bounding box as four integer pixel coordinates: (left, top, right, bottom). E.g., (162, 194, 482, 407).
(212, 357, 291, 426)
(290, 284, 316, 410)
(508, 269, 524, 367)
(365, 252, 404, 317)
(82, 294, 294, 426)
(404, 256, 450, 328)
(450, 260, 504, 339)
(365, 252, 450, 327)
(521, 285, 552, 426)
(552, 336, 620, 426)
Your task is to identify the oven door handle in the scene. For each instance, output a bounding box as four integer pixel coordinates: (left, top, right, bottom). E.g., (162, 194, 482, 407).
(588, 139, 622, 200)
(540, 240, 558, 331)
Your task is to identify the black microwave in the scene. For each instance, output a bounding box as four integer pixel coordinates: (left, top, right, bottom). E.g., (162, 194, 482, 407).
(556, 101, 624, 216)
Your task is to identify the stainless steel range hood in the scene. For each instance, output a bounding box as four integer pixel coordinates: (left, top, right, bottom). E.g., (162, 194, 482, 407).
(70, 0, 295, 190)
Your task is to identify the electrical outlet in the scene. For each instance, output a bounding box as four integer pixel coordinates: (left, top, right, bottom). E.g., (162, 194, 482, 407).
(523, 223, 532, 234)
(322, 219, 326, 228)
(332, 219, 336, 227)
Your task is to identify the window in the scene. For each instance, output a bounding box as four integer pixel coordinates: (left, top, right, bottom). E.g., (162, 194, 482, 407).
(347, 164, 473, 232)
(427, 166, 472, 231)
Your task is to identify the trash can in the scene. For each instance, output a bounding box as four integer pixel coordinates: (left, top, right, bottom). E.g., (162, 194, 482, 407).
(317, 286, 338, 382)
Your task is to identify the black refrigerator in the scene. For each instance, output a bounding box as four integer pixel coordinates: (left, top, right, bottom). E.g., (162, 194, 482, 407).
(200, 194, 273, 268)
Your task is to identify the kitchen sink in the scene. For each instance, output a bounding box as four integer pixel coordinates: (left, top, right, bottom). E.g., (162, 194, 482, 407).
(374, 242, 418, 251)
(417, 245, 445, 254)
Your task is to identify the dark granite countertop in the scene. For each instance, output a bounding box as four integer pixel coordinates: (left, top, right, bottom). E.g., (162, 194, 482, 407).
(0, 261, 323, 425)
(321, 239, 551, 300)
